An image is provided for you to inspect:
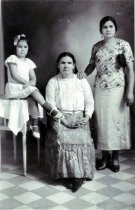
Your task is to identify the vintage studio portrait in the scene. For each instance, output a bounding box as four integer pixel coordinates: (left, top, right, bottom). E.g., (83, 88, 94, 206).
(0, 0, 134, 210)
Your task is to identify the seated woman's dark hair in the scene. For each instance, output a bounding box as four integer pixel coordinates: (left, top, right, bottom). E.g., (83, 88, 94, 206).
(56, 52, 78, 74)
(99, 16, 118, 33)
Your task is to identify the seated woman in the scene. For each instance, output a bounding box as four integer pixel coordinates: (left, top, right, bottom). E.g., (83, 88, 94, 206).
(45, 52, 95, 192)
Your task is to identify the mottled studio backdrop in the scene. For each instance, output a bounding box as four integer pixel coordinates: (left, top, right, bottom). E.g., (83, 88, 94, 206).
(1, 0, 135, 146)
(2, 0, 134, 93)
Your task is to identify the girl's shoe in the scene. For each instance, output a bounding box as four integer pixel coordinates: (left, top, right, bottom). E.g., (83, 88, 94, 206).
(31, 125, 40, 138)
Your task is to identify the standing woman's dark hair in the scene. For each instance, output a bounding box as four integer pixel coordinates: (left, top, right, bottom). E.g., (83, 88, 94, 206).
(99, 16, 118, 33)
(56, 52, 78, 74)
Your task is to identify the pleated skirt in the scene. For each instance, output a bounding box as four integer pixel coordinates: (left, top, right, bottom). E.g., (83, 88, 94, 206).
(94, 87, 131, 150)
(45, 112, 95, 179)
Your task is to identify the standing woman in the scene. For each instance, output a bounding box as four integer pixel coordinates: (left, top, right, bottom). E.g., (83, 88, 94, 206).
(78, 16, 134, 172)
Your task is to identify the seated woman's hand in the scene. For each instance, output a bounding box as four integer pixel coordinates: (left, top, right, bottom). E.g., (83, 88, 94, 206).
(61, 116, 79, 128)
(75, 115, 90, 127)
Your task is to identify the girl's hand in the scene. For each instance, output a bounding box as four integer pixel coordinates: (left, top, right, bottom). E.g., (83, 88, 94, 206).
(23, 82, 30, 89)
(75, 115, 89, 127)
(29, 81, 36, 86)
(77, 72, 87, 80)
(126, 92, 134, 106)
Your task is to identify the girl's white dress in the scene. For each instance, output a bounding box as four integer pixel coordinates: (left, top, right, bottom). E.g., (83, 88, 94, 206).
(5, 55, 38, 99)
(1, 55, 42, 135)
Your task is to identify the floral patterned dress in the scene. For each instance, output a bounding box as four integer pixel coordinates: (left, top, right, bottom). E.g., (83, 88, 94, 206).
(90, 38, 134, 150)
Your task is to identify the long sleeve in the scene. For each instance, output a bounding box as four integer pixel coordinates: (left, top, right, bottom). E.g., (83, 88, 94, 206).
(81, 78, 94, 118)
(45, 77, 58, 110)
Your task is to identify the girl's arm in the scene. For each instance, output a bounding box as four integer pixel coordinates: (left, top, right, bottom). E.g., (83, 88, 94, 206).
(125, 61, 134, 106)
(8, 63, 27, 84)
(29, 68, 37, 86)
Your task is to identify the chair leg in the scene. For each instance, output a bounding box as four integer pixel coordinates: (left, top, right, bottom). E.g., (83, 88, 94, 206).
(13, 134, 17, 163)
(0, 133, 1, 172)
(37, 138, 40, 166)
(22, 132, 27, 176)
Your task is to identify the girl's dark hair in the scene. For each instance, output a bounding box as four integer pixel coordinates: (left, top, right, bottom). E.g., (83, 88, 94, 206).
(13, 34, 30, 48)
(13, 35, 30, 54)
(99, 16, 118, 33)
(16, 37, 30, 47)
(56, 52, 78, 74)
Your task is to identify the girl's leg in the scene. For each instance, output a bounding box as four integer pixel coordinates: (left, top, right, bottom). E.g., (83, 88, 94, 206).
(31, 90, 46, 106)
(27, 96, 39, 118)
(31, 90, 62, 118)
(27, 96, 40, 138)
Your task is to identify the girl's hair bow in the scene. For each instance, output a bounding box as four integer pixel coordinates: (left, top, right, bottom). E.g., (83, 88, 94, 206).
(14, 34, 26, 46)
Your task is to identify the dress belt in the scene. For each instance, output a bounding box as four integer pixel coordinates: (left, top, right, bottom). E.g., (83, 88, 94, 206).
(59, 110, 83, 114)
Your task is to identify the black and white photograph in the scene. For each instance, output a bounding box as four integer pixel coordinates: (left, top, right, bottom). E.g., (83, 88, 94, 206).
(0, 0, 135, 209)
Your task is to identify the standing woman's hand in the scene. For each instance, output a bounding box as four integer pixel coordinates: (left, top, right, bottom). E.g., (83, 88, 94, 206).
(125, 61, 134, 106)
(77, 72, 87, 80)
(126, 91, 134, 106)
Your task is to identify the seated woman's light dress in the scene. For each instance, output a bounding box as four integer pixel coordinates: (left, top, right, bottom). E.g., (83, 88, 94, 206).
(45, 74, 95, 179)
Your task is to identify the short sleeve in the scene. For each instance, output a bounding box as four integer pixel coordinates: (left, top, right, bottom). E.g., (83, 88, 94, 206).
(27, 58, 37, 69)
(122, 41, 134, 64)
(5, 55, 19, 67)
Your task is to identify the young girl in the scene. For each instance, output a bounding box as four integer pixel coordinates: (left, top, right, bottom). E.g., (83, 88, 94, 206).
(5, 34, 62, 138)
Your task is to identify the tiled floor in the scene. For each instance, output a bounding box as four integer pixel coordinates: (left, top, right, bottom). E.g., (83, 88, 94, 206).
(0, 131, 135, 210)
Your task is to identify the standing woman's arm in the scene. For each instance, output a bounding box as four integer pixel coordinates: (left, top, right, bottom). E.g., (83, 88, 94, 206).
(123, 41, 134, 106)
(77, 45, 96, 79)
(125, 61, 134, 106)
(84, 45, 96, 76)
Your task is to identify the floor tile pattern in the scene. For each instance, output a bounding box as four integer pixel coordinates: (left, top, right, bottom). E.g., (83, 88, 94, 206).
(0, 132, 135, 210)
